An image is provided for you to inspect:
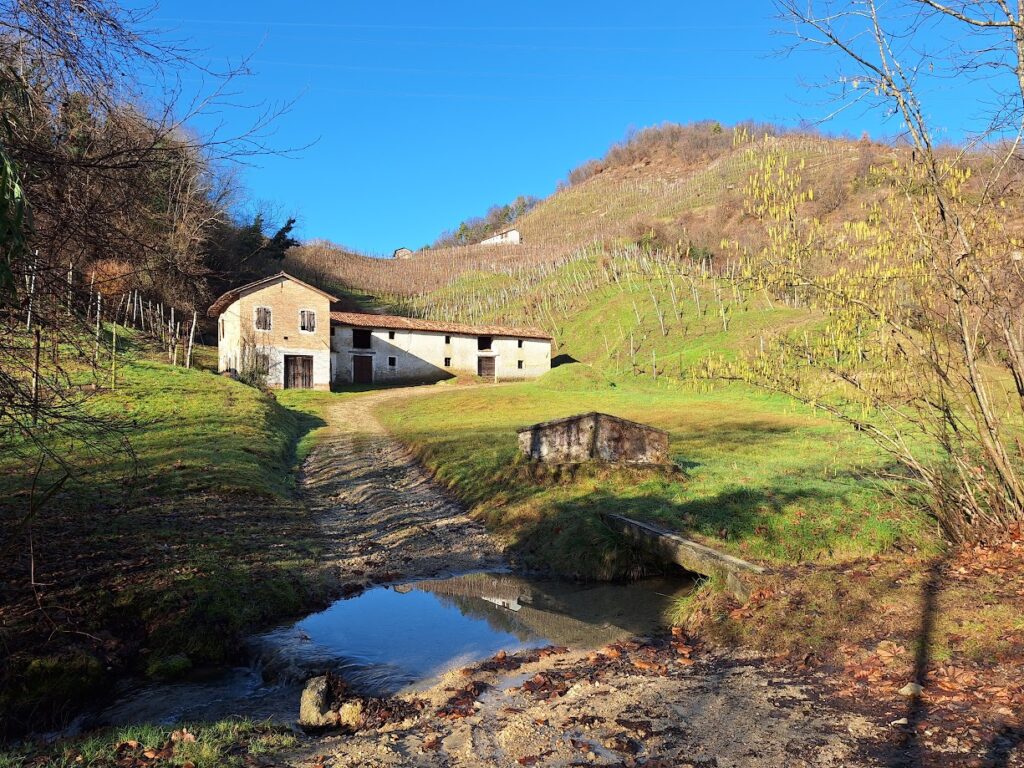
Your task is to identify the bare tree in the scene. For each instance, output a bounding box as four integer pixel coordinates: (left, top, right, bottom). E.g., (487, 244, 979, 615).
(0, 0, 301, 517)
(710, 1, 1024, 540)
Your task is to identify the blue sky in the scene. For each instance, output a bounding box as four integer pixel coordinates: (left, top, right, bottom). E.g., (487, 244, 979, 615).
(146, 1, 985, 254)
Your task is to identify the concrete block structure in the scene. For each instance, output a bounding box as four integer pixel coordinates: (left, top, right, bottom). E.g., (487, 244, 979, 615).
(517, 412, 670, 465)
(209, 272, 553, 389)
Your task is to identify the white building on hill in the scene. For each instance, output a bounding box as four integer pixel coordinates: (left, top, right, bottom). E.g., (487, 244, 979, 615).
(480, 228, 521, 246)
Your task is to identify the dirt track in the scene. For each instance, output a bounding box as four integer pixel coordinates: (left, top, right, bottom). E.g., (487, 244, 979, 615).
(300, 387, 505, 586)
(289, 387, 887, 767)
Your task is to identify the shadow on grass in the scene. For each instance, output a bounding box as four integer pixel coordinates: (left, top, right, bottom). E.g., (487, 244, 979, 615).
(881, 553, 1021, 768)
(499, 484, 848, 580)
(331, 381, 443, 394)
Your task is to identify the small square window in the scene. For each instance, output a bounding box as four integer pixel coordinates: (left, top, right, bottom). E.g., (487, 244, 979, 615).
(388, 356, 397, 367)
(517, 360, 524, 370)
(388, 330, 395, 339)
(517, 339, 524, 348)
(352, 329, 372, 348)
(444, 335, 451, 344)
(300, 309, 316, 333)
(444, 357, 451, 367)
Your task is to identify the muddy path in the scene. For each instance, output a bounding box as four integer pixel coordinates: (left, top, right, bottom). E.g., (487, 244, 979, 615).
(285, 386, 891, 767)
(300, 386, 505, 586)
(287, 641, 886, 768)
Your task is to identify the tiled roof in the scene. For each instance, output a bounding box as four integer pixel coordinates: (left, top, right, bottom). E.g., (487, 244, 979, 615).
(329, 311, 553, 341)
(207, 272, 339, 317)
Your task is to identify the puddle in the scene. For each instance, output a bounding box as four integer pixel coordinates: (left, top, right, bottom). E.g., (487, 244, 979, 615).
(89, 571, 692, 729)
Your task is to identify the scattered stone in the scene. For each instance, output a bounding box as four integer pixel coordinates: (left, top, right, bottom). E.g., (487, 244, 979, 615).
(339, 699, 365, 729)
(422, 734, 442, 752)
(299, 676, 338, 728)
(604, 734, 642, 754)
(898, 682, 923, 698)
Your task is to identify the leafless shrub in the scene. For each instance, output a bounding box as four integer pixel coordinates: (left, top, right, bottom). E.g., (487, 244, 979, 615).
(237, 329, 271, 389)
(559, 120, 798, 188)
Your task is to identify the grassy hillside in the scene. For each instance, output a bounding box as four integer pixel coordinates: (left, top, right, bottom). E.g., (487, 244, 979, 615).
(516, 134, 860, 247)
(0, 338, 343, 737)
(282, 126, 882, 333)
(378, 366, 935, 580)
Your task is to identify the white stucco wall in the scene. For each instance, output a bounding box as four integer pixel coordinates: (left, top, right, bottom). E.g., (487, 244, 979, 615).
(331, 325, 550, 384)
(480, 229, 521, 246)
(217, 301, 242, 373)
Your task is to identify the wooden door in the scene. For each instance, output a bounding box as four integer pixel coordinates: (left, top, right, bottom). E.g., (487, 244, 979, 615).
(284, 355, 313, 389)
(353, 355, 373, 384)
(477, 356, 496, 382)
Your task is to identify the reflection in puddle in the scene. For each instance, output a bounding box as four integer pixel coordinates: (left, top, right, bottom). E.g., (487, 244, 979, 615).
(92, 571, 692, 728)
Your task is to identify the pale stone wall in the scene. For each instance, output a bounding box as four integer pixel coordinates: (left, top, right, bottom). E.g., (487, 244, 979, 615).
(217, 302, 241, 373)
(216, 276, 332, 390)
(331, 325, 551, 384)
(517, 413, 670, 465)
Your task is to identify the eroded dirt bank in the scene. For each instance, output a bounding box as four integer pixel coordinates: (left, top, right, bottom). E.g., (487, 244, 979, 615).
(285, 387, 895, 767)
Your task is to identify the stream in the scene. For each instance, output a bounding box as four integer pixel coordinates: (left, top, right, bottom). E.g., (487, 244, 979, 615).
(85, 570, 693, 729)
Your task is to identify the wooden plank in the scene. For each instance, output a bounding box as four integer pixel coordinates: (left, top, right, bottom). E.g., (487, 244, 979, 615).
(602, 513, 765, 601)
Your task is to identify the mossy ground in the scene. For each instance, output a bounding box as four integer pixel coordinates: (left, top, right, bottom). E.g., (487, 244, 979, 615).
(0, 719, 297, 768)
(0, 337, 347, 738)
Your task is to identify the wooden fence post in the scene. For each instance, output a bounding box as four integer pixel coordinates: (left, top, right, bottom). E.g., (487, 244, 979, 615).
(186, 311, 197, 369)
(110, 321, 117, 390)
(31, 327, 41, 425)
(94, 293, 102, 364)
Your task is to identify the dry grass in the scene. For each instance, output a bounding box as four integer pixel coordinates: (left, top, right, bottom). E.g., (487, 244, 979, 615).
(285, 240, 577, 300)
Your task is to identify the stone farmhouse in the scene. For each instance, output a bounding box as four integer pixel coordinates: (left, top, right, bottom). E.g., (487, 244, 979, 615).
(208, 272, 552, 389)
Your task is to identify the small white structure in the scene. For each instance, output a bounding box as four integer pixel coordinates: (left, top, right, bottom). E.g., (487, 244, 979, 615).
(480, 228, 521, 246)
(330, 312, 551, 385)
(392, 247, 413, 259)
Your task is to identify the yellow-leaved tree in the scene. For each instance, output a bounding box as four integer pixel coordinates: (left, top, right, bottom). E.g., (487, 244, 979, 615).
(705, 1, 1024, 541)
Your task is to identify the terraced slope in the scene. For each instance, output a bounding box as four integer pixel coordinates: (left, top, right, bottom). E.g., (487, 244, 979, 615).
(285, 129, 886, 374)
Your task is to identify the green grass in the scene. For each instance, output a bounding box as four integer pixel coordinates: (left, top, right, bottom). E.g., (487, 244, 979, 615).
(378, 364, 936, 579)
(0, 719, 297, 768)
(1, 349, 326, 509)
(0, 340, 355, 738)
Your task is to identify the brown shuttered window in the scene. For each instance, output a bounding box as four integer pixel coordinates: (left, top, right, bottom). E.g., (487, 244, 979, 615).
(254, 306, 272, 331)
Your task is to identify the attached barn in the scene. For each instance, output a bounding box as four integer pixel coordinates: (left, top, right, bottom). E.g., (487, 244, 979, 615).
(209, 272, 553, 388)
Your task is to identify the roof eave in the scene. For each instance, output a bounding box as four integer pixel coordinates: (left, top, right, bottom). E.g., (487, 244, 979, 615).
(207, 272, 339, 318)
